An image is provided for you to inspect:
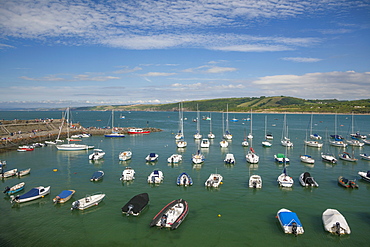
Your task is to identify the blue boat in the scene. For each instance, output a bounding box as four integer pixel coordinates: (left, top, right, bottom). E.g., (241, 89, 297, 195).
(3, 182, 25, 195)
(91, 171, 104, 181)
(177, 172, 193, 186)
(277, 208, 304, 235)
(53, 189, 75, 203)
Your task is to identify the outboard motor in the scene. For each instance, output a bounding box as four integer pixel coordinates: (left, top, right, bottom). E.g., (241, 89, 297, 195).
(3, 186, 10, 194)
(183, 177, 187, 185)
(126, 204, 134, 216)
(252, 181, 257, 188)
(71, 200, 80, 210)
(291, 222, 298, 236)
(335, 222, 341, 235)
(160, 214, 168, 228)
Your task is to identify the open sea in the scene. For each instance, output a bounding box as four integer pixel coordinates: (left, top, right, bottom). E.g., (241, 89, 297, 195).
(0, 110, 369, 247)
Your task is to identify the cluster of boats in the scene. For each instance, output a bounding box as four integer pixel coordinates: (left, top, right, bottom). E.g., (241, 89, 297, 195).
(1, 167, 31, 179)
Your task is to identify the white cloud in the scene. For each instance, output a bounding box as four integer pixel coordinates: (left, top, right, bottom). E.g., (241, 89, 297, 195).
(113, 66, 142, 74)
(140, 72, 177, 77)
(19, 74, 120, 82)
(281, 57, 322, 63)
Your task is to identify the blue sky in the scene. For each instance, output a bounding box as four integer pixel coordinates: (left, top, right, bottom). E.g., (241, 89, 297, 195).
(0, 0, 369, 109)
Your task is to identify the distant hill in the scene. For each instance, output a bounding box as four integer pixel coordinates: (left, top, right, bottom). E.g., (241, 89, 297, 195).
(74, 96, 370, 114)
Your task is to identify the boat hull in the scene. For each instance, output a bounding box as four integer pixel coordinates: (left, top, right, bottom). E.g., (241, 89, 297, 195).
(358, 171, 370, 182)
(71, 193, 105, 210)
(322, 209, 350, 235)
(249, 175, 262, 188)
(11, 186, 50, 203)
(277, 208, 304, 235)
(149, 199, 188, 230)
(53, 190, 75, 203)
(122, 193, 149, 216)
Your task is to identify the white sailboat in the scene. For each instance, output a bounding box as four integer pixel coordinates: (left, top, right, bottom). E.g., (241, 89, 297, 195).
(347, 112, 364, 147)
(305, 114, 323, 148)
(193, 104, 202, 139)
(223, 104, 232, 140)
(207, 113, 215, 139)
(262, 115, 272, 147)
(281, 114, 293, 147)
(176, 102, 187, 148)
(330, 114, 347, 147)
(105, 110, 125, 137)
(220, 112, 229, 147)
(309, 113, 322, 140)
(175, 103, 184, 140)
(247, 109, 253, 139)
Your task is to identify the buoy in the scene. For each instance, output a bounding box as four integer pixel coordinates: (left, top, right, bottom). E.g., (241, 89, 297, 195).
(218, 214, 221, 217)
(220, 182, 223, 184)
(53, 169, 58, 172)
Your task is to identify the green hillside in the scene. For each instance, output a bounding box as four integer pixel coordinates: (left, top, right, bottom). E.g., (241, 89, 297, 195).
(75, 96, 370, 114)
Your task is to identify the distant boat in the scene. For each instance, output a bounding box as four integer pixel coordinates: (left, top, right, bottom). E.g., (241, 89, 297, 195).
(321, 152, 337, 163)
(122, 193, 149, 216)
(10, 186, 50, 204)
(299, 172, 319, 187)
(249, 175, 262, 188)
(120, 167, 135, 181)
(1, 168, 18, 178)
(128, 128, 150, 134)
(262, 116, 272, 147)
(71, 193, 105, 210)
(281, 114, 293, 147)
(276, 208, 304, 235)
(358, 170, 370, 182)
(3, 182, 25, 195)
(359, 153, 370, 161)
(338, 176, 358, 188)
(88, 149, 105, 160)
(300, 154, 315, 164)
(119, 150, 132, 161)
(90, 170, 104, 182)
(223, 105, 232, 140)
(177, 172, 193, 186)
(147, 170, 164, 184)
(17, 168, 31, 177)
(105, 110, 125, 137)
(193, 104, 202, 139)
(309, 113, 322, 140)
(322, 209, 351, 235)
(145, 153, 159, 162)
(167, 154, 182, 163)
(207, 113, 215, 139)
(338, 152, 357, 162)
(149, 199, 189, 230)
(53, 190, 75, 204)
(205, 173, 223, 188)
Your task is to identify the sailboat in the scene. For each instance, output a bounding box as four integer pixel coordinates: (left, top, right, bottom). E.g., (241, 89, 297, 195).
(242, 127, 249, 147)
(281, 114, 293, 147)
(223, 104, 232, 140)
(56, 108, 94, 151)
(175, 103, 184, 140)
(193, 104, 202, 139)
(301, 130, 315, 164)
(305, 113, 323, 148)
(321, 128, 337, 163)
(105, 110, 125, 137)
(207, 113, 215, 139)
(262, 115, 272, 147)
(176, 102, 187, 148)
(220, 112, 229, 147)
(247, 109, 253, 139)
(330, 114, 347, 147)
(246, 147, 259, 164)
(277, 165, 294, 187)
(309, 113, 322, 139)
(347, 112, 364, 147)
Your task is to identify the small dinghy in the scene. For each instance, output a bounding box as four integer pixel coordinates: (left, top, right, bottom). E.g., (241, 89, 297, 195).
(147, 170, 164, 184)
(145, 153, 158, 162)
(122, 193, 149, 216)
(359, 153, 370, 161)
(1, 169, 18, 178)
(277, 167, 294, 187)
(205, 173, 223, 188)
(358, 170, 370, 182)
(90, 170, 104, 181)
(338, 176, 358, 188)
(17, 168, 31, 177)
(53, 190, 75, 203)
(167, 154, 183, 163)
(119, 151, 132, 161)
(71, 193, 105, 210)
(177, 172, 193, 186)
(299, 172, 319, 187)
(88, 149, 105, 160)
(322, 209, 351, 235)
(224, 153, 235, 164)
(10, 186, 50, 203)
(276, 208, 304, 235)
(149, 199, 189, 230)
(120, 167, 135, 181)
(3, 182, 25, 195)
(249, 175, 262, 188)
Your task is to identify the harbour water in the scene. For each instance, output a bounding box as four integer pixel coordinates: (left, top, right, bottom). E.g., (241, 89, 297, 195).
(1, 111, 369, 246)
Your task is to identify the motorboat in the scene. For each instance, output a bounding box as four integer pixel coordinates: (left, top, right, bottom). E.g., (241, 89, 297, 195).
(167, 154, 183, 163)
(200, 139, 210, 148)
(246, 147, 259, 164)
(304, 140, 323, 148)
(350, 132, 366, 139)
(176, 172, 193, 186)
(176, 140, 187, 148)
(321, 152, 337, 163)
(122, 193, 149, 216)
(241, 139, 249, 147)
(128, 128, 150, 134)
(192, 150, 205, 164)
(149, 199, 189, 230)
(300, 154, 315, 164)
(276, 208, 304, 235)
(277, 167, 293, 187)
(205, 173, 223, 188)
(119, 151, 132, 161)
(145, 153, 159, 162)
(10, 186, 50, 203)
(53, 190, 75, 203)
(17, 168, 31, 177)
(363, 138, 370, 145)
(338, 152, 357, 162)
(120, 167, 135, 181)
(71, 193, 105, 210)
(249, 175, 262, 188)
(359, 153, 370, 160)
(220, 139, 229, 148)
(90, 170, 104, 182)
(3, 182, 25, 195)
(299, 172, 319, 187)
(17, 145, 35, 151)
(1, 169, 18, 178)
(266, 133, 273, 140)
(88, 149, 105, 160)
(338, 176, 358, 188)
(322, 209, 351, 235)
(224, 153, 236, 165)
(147, 170, 164, 184)
(358, 171, 370, 182)
(274, 153, 289, 163)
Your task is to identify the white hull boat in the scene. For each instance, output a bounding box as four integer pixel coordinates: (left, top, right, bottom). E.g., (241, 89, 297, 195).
(89, 149, 105, 160)
(167, 154, 182, 163)
(149, 199, 189, 230)
(3, 182, 25, 195)
(321, 152, 337, 163)
(277, 208, 304, 235)
(17, 168, 31, 177)
(224, 153, 235, 164)
(192, 150, 205, 164)
(339, 152, 357, 162)
(359, 153, 370, 160)
(358, 171, 370, 182)
(249, 175, 262, 188)
(200, 139, 210, 148)
(205, 173, 223, 188)
(145, 153, 159, 162)
(220, 140, 229, 148)
(120, 167, 135, 181)
(147, 170, 164, 184)
(277, 167, 293, 187)
(56, 143, 93, 151)
(71, 193, 105, 210)
(300, 154, 315, 164)
(246, 147, 259, 164)
(2, 169, 18, 178)
(11, 186, 50, 203)
(346, 139, 364, 147)
(322, 209, 350, 235)
(176, 140, 187, 148)
(304, 140, 323, 148)
(119, 151, 132, 161)
(177, 172, 193, 186)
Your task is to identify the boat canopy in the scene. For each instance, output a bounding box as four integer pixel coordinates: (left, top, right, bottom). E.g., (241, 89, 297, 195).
(149, 153, 156, 157)
(276, 153, 286, 158)
(279, 212, 302, 227)
(58, 190, 73, 198)
(19, 188, 40, 199)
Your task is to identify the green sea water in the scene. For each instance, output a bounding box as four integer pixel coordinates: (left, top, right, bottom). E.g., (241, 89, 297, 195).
(0, 111, 369, 247)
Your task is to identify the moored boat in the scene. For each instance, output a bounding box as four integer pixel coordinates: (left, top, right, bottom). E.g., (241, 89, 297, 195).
(53, 190, 75, 203)
(147, 170, 164, 184)
(10, 186, 50, 203)
(122, 193, 149, 216)
(3, 182, 25, 195)
(249, 175, 262, 188)
(149, 199, 189, 230)
(274, 153, 289, 163)
(338, 176, 358, 188)
(277, 167, 293, 187)
(128, 128, 150, 134)
(338, 152, 357, 162)
(322, 209, 351, 235)
(246, 147, 259, 164)
(119, 150, 132, 161)
(90, 170, 104, 182)
(205, 173, 223, 187)
(321, 152, 337, 163)
(145, 153, 158, 162)
(177, 172, 193, 186)
(88, 149, 105, 160)
(359, 153, 370, 161)
(120, 167, 135, 181)
(1, 169, 18, 178)
(71, 193, 105, 210)
(276, 208, 304, 235)
(17, 145, 34, 151)
(17, 168, 31, 177)
(300, 154, 315, 164)
(358, 171, 370, 182)
(224, 153, 235, 164)
(299, 172, 319, 187)
(167, 154, 182, 163)
(192, 150, 205, 164)
(200, 139, 210, 148)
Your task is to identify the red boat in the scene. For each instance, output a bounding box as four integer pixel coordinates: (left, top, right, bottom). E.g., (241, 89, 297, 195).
(128, 128, 150, 134)
(17, 146, 34, 152)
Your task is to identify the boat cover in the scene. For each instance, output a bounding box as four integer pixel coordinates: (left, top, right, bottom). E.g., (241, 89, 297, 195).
(367, 171, 370, 177)
(92, 171, 103, 179)
(122, 193, 149, 214)
(149, 153, 156, 157)
(302, 172, 314, 185)
(276, 153, 285, 158)
(279, 212, 302, 227)
(58, 190, 73, 198)
(19, 188, 40, 199)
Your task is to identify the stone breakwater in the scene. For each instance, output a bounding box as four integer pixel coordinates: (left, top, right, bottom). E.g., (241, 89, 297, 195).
(0, 119, 161, 152)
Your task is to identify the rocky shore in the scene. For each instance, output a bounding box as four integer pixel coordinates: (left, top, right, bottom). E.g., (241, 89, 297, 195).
(0, 119, 161, 152)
